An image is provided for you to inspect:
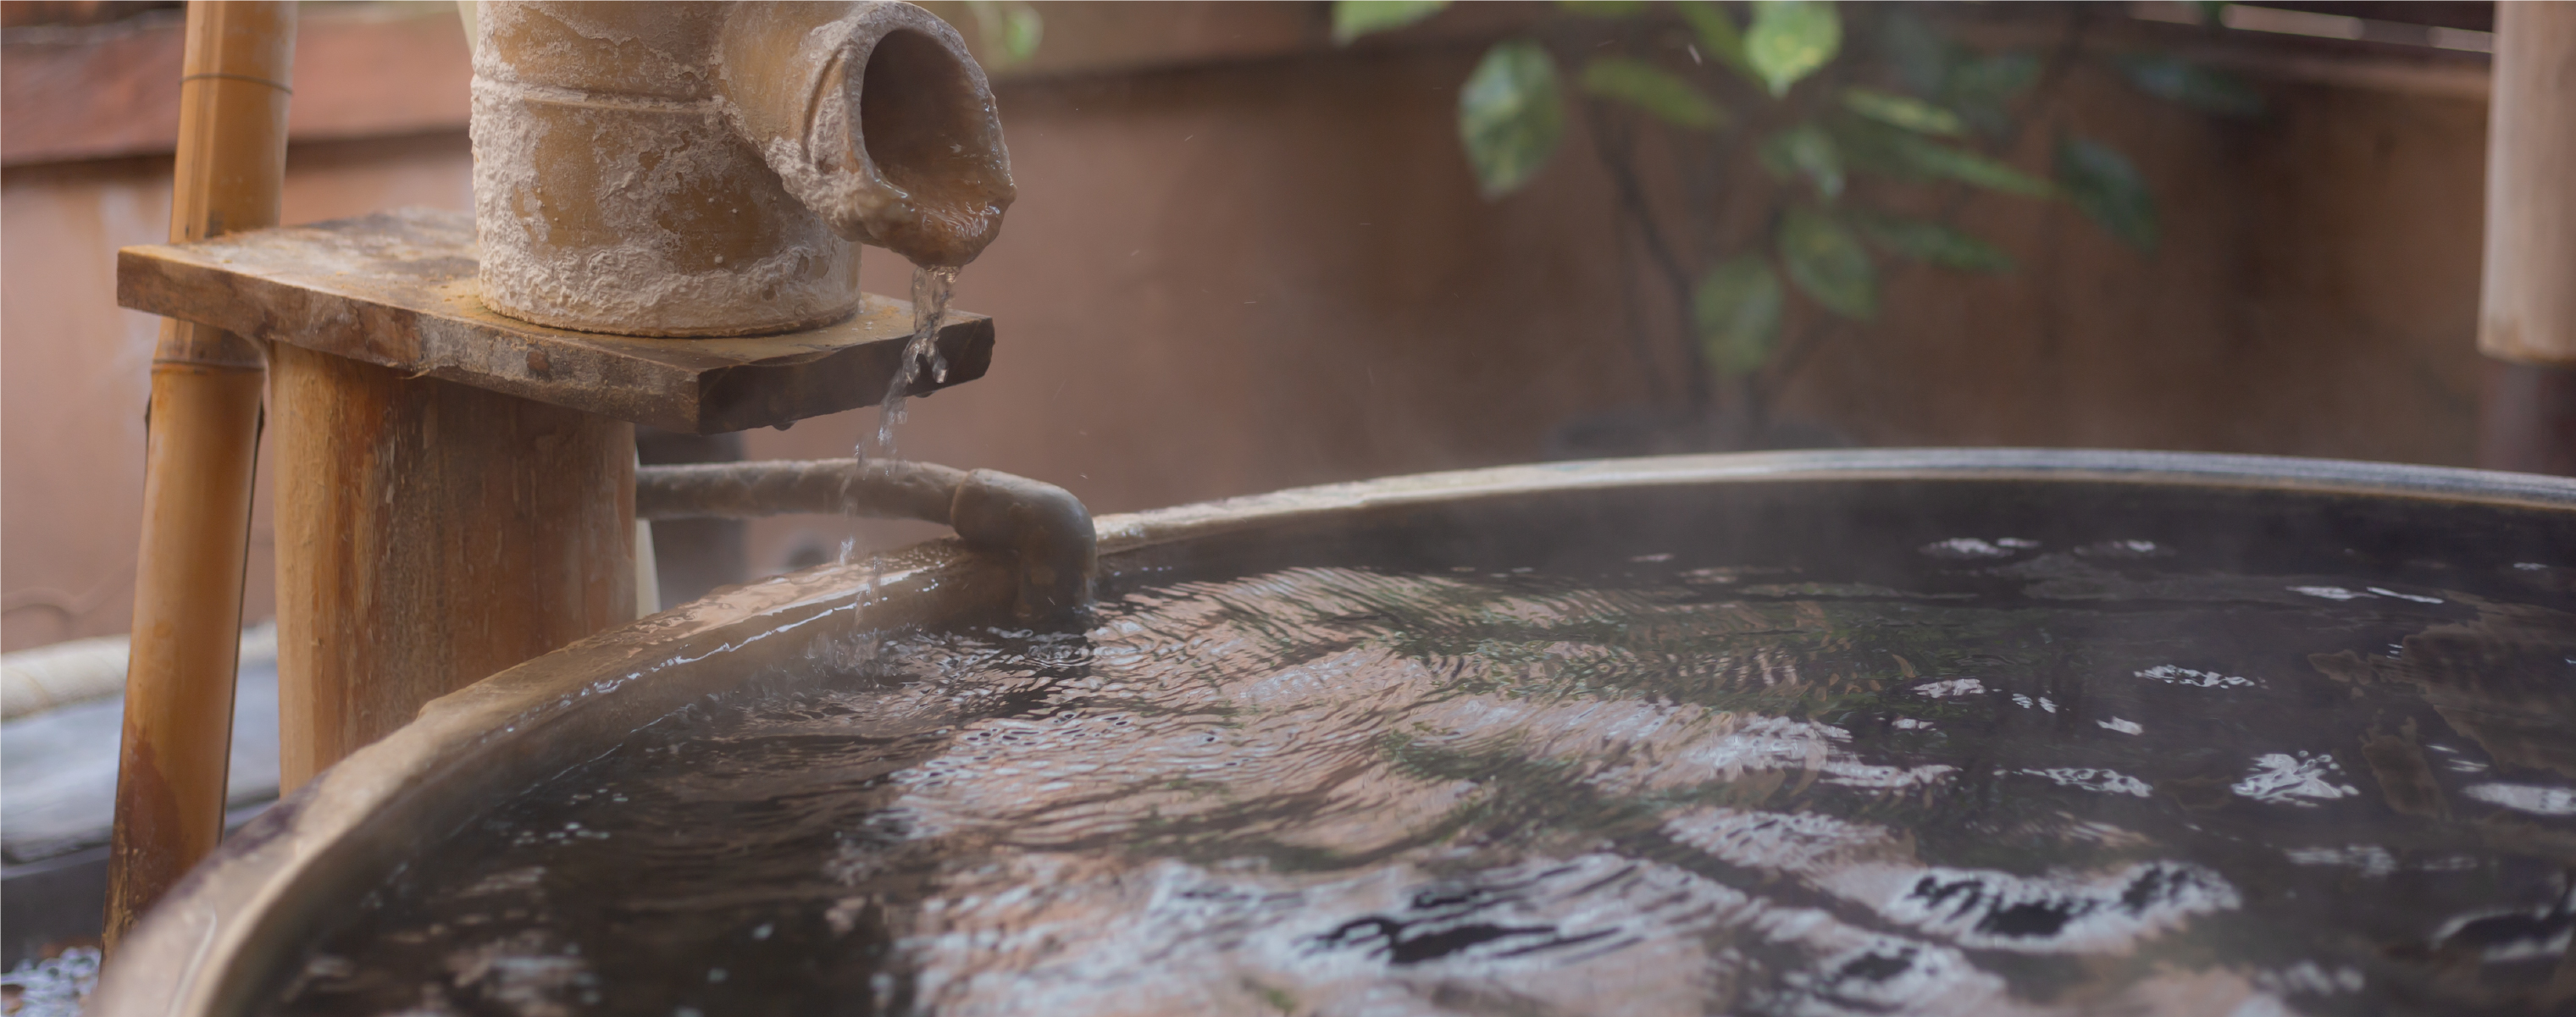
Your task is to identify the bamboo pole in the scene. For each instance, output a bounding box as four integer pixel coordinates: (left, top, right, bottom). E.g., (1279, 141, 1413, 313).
(2476, 2, 2576, 475)
(105, 1, 296, 950)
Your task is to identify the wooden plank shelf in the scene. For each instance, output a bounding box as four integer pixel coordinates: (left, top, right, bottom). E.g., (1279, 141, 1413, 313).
(116, 207, 994, 434)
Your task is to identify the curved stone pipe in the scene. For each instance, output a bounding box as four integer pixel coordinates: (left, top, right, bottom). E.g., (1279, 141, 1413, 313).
(636, 460, 1094, 623)
(472, 1, 1014, 337)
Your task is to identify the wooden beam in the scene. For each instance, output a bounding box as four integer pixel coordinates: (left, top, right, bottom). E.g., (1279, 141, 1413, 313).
(117, 209, 994, 434)
(270, 344, 635, 791)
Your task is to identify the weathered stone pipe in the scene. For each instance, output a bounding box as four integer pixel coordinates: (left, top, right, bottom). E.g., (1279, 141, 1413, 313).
(636, 460, 1094, 622)
(473, 1, 1014, 337)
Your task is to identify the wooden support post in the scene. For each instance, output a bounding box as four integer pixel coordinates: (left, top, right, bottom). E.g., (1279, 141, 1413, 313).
(116, 208, 993, 788)
(106, 0, 294, 950)
(2477, 3, 2576, 476)
(270, 345, 635, 791)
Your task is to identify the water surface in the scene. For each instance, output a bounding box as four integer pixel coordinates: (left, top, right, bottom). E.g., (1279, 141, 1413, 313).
(270, 539, 2576, 1016)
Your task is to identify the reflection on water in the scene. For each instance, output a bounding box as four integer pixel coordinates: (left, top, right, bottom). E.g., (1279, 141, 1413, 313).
(271, 543, 2576, 1016)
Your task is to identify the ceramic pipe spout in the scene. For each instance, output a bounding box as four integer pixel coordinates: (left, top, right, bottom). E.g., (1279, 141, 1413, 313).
(721, 3, 1015, 269)
(471, 1, 1011, 338)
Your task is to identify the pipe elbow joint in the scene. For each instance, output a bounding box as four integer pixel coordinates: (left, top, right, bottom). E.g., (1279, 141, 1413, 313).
(950, 469, 1096, 625)
(719, 2, 1016, 268)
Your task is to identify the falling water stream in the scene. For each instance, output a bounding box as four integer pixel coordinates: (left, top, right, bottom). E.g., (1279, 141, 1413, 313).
(864, 264, 961, 468)
(263, 534, 2576, 1016)
(832, 262, 960, 601)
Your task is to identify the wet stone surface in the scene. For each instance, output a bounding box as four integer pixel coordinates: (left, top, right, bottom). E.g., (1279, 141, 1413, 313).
(270, 542, 2576, 1016)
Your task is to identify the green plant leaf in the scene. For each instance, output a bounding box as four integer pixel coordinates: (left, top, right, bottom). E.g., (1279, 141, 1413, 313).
(1828, 117, 1911, 174)
(1900, 137, 2052, 196)
(1675, 1, 1754, 80)
(1743, 1, 1842, 97)
(1694, 256, 1785, 375)
(1332, 0, 1449, 43)
(1554, 0, 1650, 16)
(1582, 58, 1726, 130)
(1836, 119, 2052, 196)
(1855, 213, 2014, 273)
(1842, 86, 1962, 135)
(1458, 41, 1566, 197)
(2055, 135, 2158, 251)
(964, 1, 1044, 64)
(1759, 123, 1843, 199)
(2113, 53, 2264, 118)
(1777, 206, 1876, 319)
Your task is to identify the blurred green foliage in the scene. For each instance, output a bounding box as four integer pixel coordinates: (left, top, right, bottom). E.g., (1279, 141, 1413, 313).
(1332, 0, 1450, 43)
(2114, 53, 2268, 119)
(1778, 205, 1876, 320)
(1582, 58, 1728, 130)
(1333, 0, 2261, 429)
(1743, 0, 1842, 96)
(962, 1, 1043, 66)
(2056, 135, 2160, 251)
(1695, 255, 1784, 374)
(1460, 41, 1569, 197)
(1855, 213, 2014, 274)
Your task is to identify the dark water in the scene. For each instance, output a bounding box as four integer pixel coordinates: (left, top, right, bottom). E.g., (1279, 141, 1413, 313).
(271, 540, 2576, 1016)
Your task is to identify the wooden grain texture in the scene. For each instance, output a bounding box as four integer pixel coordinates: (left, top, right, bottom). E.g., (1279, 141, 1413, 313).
(117, 208, 994, 434)
(270, 343, 636, 791)
(2478, 2, 2576, 366)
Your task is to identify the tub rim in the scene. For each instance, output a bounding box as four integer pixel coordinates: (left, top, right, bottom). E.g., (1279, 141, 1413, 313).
(91, 448, 2576, 1016)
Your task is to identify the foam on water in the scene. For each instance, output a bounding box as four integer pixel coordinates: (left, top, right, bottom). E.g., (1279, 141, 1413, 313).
(2, 948, 98, 1017)
(266, 544, 2576, 1016)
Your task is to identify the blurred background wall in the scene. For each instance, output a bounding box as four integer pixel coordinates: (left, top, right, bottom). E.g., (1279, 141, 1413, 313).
(0, 1, 2499, 652)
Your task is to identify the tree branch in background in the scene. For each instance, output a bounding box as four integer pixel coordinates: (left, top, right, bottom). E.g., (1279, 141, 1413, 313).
(1609, 193, 1671, 405)
(1584, 97, 1712, 409)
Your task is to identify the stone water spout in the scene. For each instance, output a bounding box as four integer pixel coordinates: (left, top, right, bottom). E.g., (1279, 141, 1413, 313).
(472, 0, 1015, 336)
(90, 0, 1068, 966)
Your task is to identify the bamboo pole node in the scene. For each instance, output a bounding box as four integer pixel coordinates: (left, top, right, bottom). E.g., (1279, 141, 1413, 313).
(106, 0, 297, 953)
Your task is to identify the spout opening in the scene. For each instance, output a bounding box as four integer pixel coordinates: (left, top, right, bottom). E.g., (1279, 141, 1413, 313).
(853, 28, 1011, 267)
